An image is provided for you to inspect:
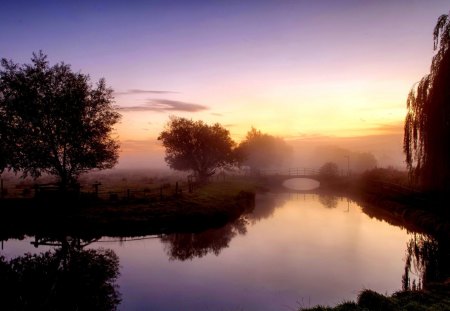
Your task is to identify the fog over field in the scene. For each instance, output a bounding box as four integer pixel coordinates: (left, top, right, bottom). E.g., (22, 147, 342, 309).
(117, 131, 404, 171)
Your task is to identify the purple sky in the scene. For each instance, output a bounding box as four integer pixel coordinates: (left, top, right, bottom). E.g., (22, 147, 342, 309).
(2, 0, 449, 167)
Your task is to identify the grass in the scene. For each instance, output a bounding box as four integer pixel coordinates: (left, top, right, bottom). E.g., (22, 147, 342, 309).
(300, 283, 450, 311)
(0, 178, 259, 239)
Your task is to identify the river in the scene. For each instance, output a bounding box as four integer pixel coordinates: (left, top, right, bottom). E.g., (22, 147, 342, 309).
(0, 178, 425, 310)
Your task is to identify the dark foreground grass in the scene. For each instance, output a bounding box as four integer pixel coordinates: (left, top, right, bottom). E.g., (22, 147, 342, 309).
(0, 179, 259, 239)
(300, 283, 450, 311)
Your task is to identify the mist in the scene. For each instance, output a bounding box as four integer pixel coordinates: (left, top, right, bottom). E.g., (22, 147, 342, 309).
(116, 131, 404, 173)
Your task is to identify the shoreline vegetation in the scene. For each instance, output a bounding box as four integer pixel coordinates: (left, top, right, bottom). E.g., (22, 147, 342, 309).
(0, 172, 449, 310)
(0, 178, 258, 240)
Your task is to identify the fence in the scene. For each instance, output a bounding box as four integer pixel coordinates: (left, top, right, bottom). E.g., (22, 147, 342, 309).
(259, 168, 319, 176)
(0, 173, 244, 201)
(0, 179, 195, 202)
(94, 181, 187, 202)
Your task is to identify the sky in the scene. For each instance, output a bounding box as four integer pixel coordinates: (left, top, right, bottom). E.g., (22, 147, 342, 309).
(1, 0, 449, 168)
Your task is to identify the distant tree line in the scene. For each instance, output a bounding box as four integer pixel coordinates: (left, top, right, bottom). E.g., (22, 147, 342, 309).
(235, 127, 292, 174)
(158, 117, 292, 182)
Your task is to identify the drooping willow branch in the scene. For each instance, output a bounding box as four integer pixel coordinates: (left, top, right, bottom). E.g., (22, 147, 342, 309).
(404, 13, 450, 190)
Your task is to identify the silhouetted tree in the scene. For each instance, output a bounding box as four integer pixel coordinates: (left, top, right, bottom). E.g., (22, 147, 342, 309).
(404, 13, 450, 191)
(0, 118, 7, 173)
(0, 52, 120, 187)
(353, 152, 377, 173)
(319, 162, 339, 179)
(236, 127, 292, 173)
(313, 146, 377, 174)
(158, 116, 236, 182)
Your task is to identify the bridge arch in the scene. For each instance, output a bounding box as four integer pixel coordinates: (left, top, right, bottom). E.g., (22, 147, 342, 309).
(259, 168, 324, 182)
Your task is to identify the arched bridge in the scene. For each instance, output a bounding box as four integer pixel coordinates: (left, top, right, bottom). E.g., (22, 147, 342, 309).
(259, 168, 322, 181)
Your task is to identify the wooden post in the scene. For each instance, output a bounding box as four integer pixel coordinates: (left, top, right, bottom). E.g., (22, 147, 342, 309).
(175, 182, 179, 195)
(127, 189, 131, 200)
(93, 182, 101, 198)
(160, 186, 163, 199)
(0, 178, 3, 199)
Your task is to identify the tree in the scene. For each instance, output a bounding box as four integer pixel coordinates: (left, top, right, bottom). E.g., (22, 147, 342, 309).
(404, 12, 450, 191)
(0, 115, 8, 173)
(313, 146, 377, 174)
(353, 152, 377, 173)
(319, 162, 339, 179)
(236, 127, 292, 173)
(0, 52, 120, 187)
(158, 116, 236, 182)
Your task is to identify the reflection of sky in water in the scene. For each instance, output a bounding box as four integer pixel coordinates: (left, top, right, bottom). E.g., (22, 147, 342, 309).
(1, 194, 413, 310)
(282, 178, 320, 191)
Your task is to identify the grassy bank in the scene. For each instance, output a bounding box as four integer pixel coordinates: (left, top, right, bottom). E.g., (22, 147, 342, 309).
(299, 283, 450, 311)
(0, 179, 259, 239)
(348, 176, 450, 240)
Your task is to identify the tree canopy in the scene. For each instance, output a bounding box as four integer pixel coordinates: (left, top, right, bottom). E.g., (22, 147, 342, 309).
(313, 146, 377, 174)
(0, 52, 121, 186)
(404, 12, 450, 191)
(236, 127, 292, 173)
(158, 116, 236, 181)
(319, 162, 339, 179)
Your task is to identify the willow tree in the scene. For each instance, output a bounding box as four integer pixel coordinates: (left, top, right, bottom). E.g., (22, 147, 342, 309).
(404, 13, 450, 191)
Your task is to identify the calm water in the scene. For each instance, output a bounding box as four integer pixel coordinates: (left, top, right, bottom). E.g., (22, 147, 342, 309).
(1, 179, 417, 310)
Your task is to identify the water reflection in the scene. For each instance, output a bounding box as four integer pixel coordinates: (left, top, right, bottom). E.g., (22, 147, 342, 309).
(0, 236, 121, 311)
(161, 216, 249, 261)
(247, 192, 289, 222)
(402, 234, 449, 291)
(282, 178, 320, 191)
(1, 193, 448, 310)
(318, 193, 339, 209)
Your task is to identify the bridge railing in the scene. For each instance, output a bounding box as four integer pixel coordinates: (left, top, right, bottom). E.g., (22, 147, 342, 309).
(259, 168, 319, 176)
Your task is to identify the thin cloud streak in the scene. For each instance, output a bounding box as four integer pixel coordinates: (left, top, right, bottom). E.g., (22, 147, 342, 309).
(114, 89, 179, 95)
(117, 99, 209, 112)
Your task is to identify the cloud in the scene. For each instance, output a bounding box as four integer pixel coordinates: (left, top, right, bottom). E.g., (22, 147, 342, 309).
(114, 89, 179, 95)
(211, 112, 223, 116)
(117, 99, 209, 113)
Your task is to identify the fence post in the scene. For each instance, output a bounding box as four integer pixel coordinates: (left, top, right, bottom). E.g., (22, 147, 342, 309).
(127, 189, 130, 200)
(175, 182, 179, 195)
(93, 182, 101, 198)
(160, 186, 163, 199)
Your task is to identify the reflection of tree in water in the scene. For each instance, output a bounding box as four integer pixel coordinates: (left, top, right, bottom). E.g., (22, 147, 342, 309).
(318, 193, 338, 209)
(0, 237, 121, 311)
(402, 234, 449, 291)
(161, 216, 248, 261)
(247, 193, 289, 223)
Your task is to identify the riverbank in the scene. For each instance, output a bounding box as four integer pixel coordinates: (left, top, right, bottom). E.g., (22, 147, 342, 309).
(348, 177, 450, 240)
(286, 173, 450, 311)
(0, 179, 258, 239)
(299, 282, 450, 311)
